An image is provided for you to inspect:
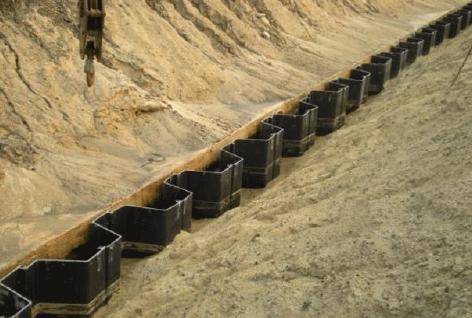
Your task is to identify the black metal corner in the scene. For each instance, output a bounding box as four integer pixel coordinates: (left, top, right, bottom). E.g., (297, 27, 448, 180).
(0, 284, 31, 318)
(268, 102, 317, 157)
(303, 81, 348, 135)
(429, 21, 451, 45)
(225, 121, 283, 188)
(414, 28, 437, 55)
(333, 68, 370, 113)
(358, 54, 392, 95)
(399, 37, 424, 64)
(456, 9, 470, 29)
(167, 150, 244, 218)
(444, 14, 462, 38)
(379, 49, 406, 79)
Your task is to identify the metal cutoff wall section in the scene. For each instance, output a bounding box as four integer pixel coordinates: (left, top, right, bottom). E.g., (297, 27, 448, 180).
(2, 3, 472, 317)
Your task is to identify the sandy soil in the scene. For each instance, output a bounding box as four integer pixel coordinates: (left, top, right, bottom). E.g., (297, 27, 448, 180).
(0, 0, 460, 219)
(93, 16, 472, 318)
(0, 0, 467, 270)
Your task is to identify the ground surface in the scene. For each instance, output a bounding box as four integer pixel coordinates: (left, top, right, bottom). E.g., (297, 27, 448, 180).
(94, 14, 472, 318)
(0, 0, 466, 271)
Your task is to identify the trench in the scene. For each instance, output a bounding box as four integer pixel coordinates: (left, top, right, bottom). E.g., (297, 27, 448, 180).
(1, 2, 472, 317)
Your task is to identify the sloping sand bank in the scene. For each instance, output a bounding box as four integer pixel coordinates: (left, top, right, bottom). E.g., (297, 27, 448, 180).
(0, 0, 466, 271)
(95, 16, 472, 318)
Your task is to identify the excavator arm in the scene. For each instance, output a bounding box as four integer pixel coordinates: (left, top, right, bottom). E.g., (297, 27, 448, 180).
(78, 0, 106, 87)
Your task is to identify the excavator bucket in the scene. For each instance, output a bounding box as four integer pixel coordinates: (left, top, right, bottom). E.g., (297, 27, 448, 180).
(78, 0, 106, 86)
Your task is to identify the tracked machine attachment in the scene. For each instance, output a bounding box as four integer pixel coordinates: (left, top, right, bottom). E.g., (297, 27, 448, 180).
(78, 0, 106, 87)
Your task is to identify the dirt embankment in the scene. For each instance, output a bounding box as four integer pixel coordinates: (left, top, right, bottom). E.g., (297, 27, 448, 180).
(95, 18, 472, 318)
(0, 0, 467, 268)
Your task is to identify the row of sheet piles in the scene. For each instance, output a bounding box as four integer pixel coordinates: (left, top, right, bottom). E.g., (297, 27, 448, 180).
(0, 180, 194, 317)
(0, 222, 121, 317)
(0, 108, 314, 318)
(3, 2, 472, 317)
(0, 96, 324, 318)
(301, 0, 472, 139)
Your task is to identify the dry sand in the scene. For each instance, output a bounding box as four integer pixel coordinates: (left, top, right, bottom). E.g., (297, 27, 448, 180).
(94, 14, 472, 318)
(0, 0, 467, 271)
